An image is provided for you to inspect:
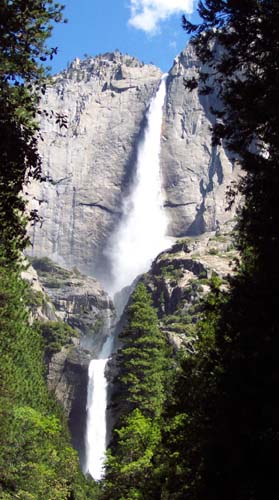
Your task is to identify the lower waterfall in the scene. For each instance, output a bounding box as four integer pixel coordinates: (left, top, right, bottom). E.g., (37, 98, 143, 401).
(84, 73, 171, 481)
(84, 335, 113, 480)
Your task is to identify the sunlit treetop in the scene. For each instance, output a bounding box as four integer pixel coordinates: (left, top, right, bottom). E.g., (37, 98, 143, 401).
(0, 0, 66, 85)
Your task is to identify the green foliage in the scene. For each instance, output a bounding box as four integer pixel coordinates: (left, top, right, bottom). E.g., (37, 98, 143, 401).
(30, 257, 83, 289)
(102, 410, 161, 500)
(115, 283, 169, 420)
(150, 278, 227, 500)
(2, 406, 78, 500)
(183, 0, 279, 267)
(37, 320, 78, 360)
(210, 235, 228, 243)
(0, 4, 96, 497)
(0, 0, 65, 85)
(160, 276, 211, 338)
(161, 263, 184, 281)
(101, 284, 170, 499)
(28, 288, 45, 307)
(179, 2, 279, 499)
(208, 247, 219, 255)
(0, 260, 48, 409)
(0, 252, 94, 499)
(31, 256, 72, 278)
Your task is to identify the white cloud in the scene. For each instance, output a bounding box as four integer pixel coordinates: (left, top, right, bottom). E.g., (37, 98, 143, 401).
(128, 0, 194, 34)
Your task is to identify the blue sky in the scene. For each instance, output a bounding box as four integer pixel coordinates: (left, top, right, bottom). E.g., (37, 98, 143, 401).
(49, 0, 199, 74)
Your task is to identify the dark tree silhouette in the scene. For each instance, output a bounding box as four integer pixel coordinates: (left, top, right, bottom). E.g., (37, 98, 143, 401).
(178, 2, 279, 499)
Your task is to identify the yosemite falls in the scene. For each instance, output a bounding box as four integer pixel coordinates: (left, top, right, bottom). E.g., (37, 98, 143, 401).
(84, 75, 171, 480)
(27, 48, 238, 483)
(107, 74, 171, 296)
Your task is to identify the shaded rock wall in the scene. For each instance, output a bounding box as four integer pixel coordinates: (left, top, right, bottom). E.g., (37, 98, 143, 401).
(162, 44, 239, 236)
(48, 346, 91, 466)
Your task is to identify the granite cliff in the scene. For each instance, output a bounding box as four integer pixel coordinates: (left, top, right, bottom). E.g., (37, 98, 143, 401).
(27, 46, 238, 287)
(28, 51, 162, 282)
(163, 44, 238, 235)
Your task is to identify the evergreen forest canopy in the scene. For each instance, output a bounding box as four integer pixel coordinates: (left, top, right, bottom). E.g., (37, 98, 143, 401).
(1, 0, 279, 499)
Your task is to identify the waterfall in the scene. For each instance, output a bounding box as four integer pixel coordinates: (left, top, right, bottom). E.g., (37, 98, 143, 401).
(84, 74, 171, 481)
(107, 73, 171, 296)
(84, 334, 113, 480)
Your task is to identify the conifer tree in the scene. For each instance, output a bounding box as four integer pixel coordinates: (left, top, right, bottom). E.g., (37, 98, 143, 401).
(114, 282, 168, 420)
(102, 409, 161, 500)
(0, 3, 99, 499)
(101, 283, 169, 499)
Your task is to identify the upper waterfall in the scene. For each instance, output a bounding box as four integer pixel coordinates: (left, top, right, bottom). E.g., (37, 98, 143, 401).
(106, 74, 171, 296)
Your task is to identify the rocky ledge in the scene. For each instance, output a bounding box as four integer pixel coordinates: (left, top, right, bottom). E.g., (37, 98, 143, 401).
(30, 256, 115, 354)
(142, 220, 237, 351)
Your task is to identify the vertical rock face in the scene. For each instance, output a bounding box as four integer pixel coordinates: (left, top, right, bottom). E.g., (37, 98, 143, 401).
(162, 44, 239, 236)
(27, 46, 238, 281)
(48, 346, 92, 466)
(28, 52, 162, 280)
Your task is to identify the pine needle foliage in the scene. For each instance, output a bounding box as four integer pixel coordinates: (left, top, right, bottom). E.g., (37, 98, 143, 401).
(115, 283, 169, 420)
(0, 254, 94, 499)
(101, 283, 170, 499)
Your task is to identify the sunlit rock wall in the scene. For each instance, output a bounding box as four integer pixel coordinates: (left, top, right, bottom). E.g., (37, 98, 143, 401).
(27, 46, 238, 281)
(28, 51, 162, 279)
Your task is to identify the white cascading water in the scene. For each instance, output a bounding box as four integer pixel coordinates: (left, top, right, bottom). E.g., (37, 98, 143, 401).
(84, 74, 171, 481)
(107, 73, 171, 296)
(84, 312, 113, 480)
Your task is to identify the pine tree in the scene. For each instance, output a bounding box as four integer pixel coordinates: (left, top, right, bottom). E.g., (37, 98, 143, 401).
(102, 409, 161, 500)
(114, 282, 168, 420)
(101, 283, 169, 499)
(0, 3, 98, 499)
